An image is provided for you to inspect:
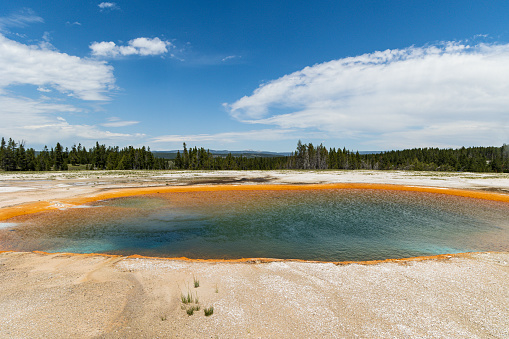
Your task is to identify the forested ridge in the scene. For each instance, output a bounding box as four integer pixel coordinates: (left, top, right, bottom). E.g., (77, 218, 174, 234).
(1, 137, 508, 172)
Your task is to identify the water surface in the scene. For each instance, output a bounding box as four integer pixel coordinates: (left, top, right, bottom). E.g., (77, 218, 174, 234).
(1, 189, 508, 261)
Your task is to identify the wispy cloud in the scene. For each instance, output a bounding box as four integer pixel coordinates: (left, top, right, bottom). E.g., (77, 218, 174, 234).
(98, 2, 119, 11)
(226, 41, 509, 148)
(101, 117, 140, 127)
(222, 55, 240, 62)
(90, 37, 172, 57)
(0, 95, 141, 146)
(152, 129, 314, 144)
(0, 9, 43, 30)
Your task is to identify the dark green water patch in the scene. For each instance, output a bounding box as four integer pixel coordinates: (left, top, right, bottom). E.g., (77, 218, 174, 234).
(1, 189, 508, 261)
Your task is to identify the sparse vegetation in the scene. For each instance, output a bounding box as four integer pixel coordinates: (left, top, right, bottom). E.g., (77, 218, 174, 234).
(181, 291, 198, 304)
(204, 306, 214, 316)
(180, 278, 214, 317)
(186, 305, 201, 316)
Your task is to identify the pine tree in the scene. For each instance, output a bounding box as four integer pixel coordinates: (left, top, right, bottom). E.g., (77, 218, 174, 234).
(175, 150, 182, 169)
(16, 142, 27, 171)
(54, 142, 64, 170)
(3, 138, 17, 171)
(0, 137, 5, 170)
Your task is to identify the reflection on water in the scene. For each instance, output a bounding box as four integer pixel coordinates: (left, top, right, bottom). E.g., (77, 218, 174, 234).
(1, 189, 509, 261)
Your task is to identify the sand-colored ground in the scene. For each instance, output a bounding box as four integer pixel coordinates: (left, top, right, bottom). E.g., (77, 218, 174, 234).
(1, 170, 509, 338)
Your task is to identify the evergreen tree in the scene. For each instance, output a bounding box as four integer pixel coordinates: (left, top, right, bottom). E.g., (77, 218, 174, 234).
(54, 142, 64, 170)
(16, 142, 27, 171)
(3, 138, 17, 171)
(182, 143, 189, 169)
(175, 150, 182, 169)
(0, 137, 5, 170)
(26, 148, 37, 171)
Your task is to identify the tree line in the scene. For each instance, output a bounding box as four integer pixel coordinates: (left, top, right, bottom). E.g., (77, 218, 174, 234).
(290, 141, 509, 172)
(1, 137, 508, 172)
(0, 138, 168, 171)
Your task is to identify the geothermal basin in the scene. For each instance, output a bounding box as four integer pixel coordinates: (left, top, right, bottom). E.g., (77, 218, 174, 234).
(2, 183, 509, 262)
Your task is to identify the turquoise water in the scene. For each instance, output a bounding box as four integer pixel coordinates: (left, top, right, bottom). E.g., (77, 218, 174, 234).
(2, 189, 509, 261)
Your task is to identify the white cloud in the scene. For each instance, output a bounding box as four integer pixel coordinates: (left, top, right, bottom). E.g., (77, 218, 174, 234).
(0, 95, 142, 146)
(222, 55, 240, 62)
(152, 129, 315, 144)
(0, 34, 115, 101)
(101, 117, 140, 127)
(98, 2, 119, 10)
(226, 41, 509, 148)
(0, 9, 43, 30)
(0, 33, 137, 147)
(90, 37, 172, 57)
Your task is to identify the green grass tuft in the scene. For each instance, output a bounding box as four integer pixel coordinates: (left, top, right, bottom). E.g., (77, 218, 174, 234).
(181, 290, 199, 305)
(181, 291, 193, 304)
(186, 305, 201, 316)
(204, 306, 214, 316)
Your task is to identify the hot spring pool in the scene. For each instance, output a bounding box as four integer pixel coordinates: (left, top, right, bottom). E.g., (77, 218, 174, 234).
(1, 188, 509, 262)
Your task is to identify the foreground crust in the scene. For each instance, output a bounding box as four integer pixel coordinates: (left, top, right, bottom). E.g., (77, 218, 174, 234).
(0, 251, 508, 338)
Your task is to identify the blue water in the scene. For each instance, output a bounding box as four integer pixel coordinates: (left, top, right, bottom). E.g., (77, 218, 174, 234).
(2, 189, 508, 261)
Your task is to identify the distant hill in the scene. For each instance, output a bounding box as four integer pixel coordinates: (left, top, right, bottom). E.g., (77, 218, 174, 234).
(152, 150, 293, 160)
(358, 151, 383, 155)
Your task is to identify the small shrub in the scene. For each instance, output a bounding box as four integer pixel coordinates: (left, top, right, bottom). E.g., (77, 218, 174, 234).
(181, 291, 199, 305)
(186, 305, 200, 316)
(193, 276, 200, 288)
(181, 292, 193, 304)
(204, 306, 214, 316)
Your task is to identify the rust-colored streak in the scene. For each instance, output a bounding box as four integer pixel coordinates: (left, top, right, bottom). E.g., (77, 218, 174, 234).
(1, 183, 508, 222)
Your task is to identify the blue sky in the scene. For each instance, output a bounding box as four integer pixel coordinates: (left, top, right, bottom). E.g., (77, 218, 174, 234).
(0, 1, 508, 151)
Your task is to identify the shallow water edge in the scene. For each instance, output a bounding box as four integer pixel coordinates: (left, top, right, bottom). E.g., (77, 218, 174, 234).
(1, 249, 503, 266)
(1, 182, 509, 221)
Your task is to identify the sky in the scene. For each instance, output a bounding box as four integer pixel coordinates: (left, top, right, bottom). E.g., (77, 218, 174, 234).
(0, 1, 508, 152)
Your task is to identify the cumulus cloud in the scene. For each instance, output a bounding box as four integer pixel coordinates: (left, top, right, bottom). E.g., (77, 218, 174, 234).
(226, 41, 509, 148)
(0, 34, 115, 100)
(0, 33, 135, 146)
(90, 37, 172, 57)
(98, 2, 119, 10)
